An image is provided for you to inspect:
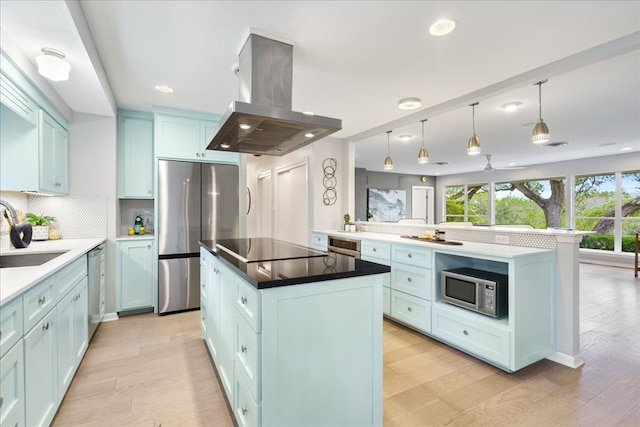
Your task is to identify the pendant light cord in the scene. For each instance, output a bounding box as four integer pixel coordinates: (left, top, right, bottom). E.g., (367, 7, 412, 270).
(386, 130, 392, 155)
(420, 119, 427, 148)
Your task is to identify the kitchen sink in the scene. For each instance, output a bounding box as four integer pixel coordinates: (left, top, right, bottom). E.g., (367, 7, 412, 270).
(0, 251, 68, 268)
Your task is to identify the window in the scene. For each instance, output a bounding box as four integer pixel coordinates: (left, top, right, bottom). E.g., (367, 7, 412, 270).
(445, 183, 488, 224)
(495, 178, 566, 229)
(574, 171, 640, 252)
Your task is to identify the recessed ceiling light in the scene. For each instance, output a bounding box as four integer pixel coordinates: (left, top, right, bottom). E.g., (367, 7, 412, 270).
(220, 143, 231, 149)
(500, 102, 522, 112)
(305, 132, 314, 138)
(508, 162, 517, 166)
(399, 134, 412, 141)
(435, 172, 441, 175)
(155, 85, 174, 93)
(429, 19, 457, 36)
(620, 147, 632, 151)
(239, 123, 251, 130)
(398, 97, 422, 110)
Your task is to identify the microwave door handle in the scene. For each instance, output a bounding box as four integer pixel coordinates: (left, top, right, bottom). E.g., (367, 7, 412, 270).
(476, 282, 482, 310)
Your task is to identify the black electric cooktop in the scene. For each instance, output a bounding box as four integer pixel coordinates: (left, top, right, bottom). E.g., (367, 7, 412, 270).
(214, 238, 327, 263)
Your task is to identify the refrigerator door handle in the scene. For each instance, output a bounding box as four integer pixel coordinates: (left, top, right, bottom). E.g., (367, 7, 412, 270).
(247, 186, 252, 215)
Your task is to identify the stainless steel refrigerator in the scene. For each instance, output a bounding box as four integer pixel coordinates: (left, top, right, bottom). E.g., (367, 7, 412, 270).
(158, 160, 239, 314)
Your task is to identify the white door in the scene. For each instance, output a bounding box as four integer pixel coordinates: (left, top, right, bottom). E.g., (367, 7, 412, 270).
(411, 186, 435, 224)
(258, 172, 272, 238)
(275, 162, 308, 246)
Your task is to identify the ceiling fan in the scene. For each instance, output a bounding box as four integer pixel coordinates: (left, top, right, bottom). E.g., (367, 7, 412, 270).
(483, 154, 525, 172)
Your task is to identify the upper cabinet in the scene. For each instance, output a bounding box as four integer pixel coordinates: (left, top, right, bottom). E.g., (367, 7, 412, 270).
(117, 111, 154, 198)
(154, 107, 239, 164)
(0, 67, 69, 195)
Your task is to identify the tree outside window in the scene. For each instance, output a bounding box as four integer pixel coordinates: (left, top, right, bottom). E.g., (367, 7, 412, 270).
(494, 178, 566, 229)
(445, 184, 488, 223)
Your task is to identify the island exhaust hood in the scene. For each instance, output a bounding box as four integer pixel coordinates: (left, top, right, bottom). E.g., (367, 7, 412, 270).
(207, 33, 342, 156)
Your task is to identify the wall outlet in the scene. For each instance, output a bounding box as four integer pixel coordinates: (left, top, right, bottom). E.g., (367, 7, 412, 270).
(495, 234, 510, 245)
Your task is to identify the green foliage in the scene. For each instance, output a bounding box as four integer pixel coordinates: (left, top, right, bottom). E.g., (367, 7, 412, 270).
(495, 196, 546, 228)
(343, 213, 350, 224)
(581, 234, 637, 252)
(25, 212, 55, 226)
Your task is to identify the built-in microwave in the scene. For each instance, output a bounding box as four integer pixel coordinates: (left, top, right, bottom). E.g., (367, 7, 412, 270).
(441, 267, 508, 318)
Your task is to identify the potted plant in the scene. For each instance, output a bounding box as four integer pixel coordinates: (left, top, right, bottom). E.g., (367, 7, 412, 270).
(343, 213, 351, 231)
(25, 212, 56, 241)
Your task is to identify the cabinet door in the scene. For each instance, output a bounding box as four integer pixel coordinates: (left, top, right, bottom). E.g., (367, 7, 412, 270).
(56, 288, 75, 396)
(24, 309, 58, 427)
(1, 72, 37, 124)
(218, 263, 236, 397)
(39, 110, 68, 194)
(73, 279, 89, 363)
(118, 240, 154, 311)
(118, 116, 154, 198)
(200, 120, 239, 164)
(0, 341, 25, 427)
(155, 114, 199, 160)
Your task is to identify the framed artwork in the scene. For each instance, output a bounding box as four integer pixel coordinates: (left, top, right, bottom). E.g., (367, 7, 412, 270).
(367, 188, 406, 221)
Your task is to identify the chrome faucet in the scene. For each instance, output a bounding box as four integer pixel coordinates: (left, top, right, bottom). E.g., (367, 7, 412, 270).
(0, 199, 20, 226)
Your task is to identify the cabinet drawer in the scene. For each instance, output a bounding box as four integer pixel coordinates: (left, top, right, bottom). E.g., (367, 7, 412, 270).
(361, 240, 391, 261)
(0, 339, 25, 427)
(235, 279, 261, 333)
(235, 313, 261, 401)
(310, 232, 328, 250)
(390, 290, 431, 333)
(432, 304, 510, 367)
(382, 286, 390, 316)
(391, 264, 432, 300)
(233, 365, 261, 427)
(57, 256, 87, 299)
(0, 297, 23, 359)
(392, 244, 432, 268)
(23, 275, 57, 332)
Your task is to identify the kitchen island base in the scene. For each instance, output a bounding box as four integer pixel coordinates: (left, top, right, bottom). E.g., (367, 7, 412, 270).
(200, 246, 384, 427)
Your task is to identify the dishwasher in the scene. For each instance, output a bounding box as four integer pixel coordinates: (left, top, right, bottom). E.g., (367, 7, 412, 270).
(88, 245, 105, 340)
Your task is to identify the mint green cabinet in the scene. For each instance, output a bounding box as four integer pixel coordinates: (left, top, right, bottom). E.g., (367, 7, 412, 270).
(0, 338, 25, 427)
(154, 112, 239, 164)
(1, 72, 37, 125)
(117, 114, 154, 198)
(117, 239, 155, 311)
(38, 110, 69, 194)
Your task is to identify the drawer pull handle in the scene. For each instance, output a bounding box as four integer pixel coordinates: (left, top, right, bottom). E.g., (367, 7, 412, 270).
(408, 253, 412, 258)
(0, 396, 3, 409)
(241, 345, 247, 353)
(373, 248, 377, 252)
(42, 322, 49, 331)
(407, 277, 412, 282)
(407, 306, 412, 312)
(463, 330, 469, 335)
(38, 296, 46, 305)
(241, 297, 247, 305)
(241, 407, 248, 416)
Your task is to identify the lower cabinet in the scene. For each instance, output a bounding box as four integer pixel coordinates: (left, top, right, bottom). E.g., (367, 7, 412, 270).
(24, 309, 58, 427)
(57, 278, 89, 395)
(0, 340, 25, 427)
(117, 239, 155, 311)
(390, 290, 432, 333)
(201, 249, 383, 427)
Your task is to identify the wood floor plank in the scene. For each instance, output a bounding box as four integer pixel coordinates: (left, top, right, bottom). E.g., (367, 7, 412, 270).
(53, 263, 639, 426)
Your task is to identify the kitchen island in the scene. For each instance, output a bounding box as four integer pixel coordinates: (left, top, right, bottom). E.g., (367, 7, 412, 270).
(199, 238, 389, 427)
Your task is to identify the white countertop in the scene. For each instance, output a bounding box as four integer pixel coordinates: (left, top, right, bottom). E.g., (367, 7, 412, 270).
(314, 230, 554, 259)
(0, 238, 106, 306)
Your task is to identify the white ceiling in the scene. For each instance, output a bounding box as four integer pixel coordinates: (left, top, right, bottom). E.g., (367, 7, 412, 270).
(1, 1, 639, 175)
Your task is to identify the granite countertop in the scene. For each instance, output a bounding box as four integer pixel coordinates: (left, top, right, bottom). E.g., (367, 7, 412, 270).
(0, 238, 106, 306)
(200, 238, 390, 290)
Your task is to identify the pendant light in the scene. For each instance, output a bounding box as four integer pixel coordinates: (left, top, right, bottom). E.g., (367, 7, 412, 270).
(467, 102, 481, 156)
(418, 119, 429, 164)
(383, 130, 393, 170)
(532, 79, 550, 144)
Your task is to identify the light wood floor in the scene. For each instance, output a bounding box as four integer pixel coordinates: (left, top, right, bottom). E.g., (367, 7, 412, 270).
(53, 263, 640, 426)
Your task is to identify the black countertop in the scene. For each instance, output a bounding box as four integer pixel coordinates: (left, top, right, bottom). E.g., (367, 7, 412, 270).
(200, 238, 390, 290)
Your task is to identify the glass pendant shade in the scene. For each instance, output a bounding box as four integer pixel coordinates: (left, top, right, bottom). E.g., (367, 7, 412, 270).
(36, 48, 71, 82)
(383, 130, 393, 170)
(418, 119, 429, 163)
(532, 80, 550, 144)
(467, 103, 481, 156)
(532, 120, 550, 144)
(467, 135, 481, 155)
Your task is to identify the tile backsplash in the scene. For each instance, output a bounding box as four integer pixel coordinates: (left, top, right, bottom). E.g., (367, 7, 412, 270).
(1, 193, 108, 249)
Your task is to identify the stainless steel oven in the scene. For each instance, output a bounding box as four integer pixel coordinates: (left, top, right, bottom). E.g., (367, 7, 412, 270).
(327, 235, 361, 258)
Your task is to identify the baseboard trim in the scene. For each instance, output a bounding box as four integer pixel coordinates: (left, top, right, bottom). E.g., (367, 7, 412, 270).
(102, 312, 119, 322)
(546, 351, 585, 369)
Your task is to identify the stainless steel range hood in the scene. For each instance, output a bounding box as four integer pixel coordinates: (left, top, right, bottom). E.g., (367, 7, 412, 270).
(207, 33, 342, 156)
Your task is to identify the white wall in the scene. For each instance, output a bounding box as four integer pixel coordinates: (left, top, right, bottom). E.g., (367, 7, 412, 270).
(69, 112, 118, 313)
(246, 137, 347, 242)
